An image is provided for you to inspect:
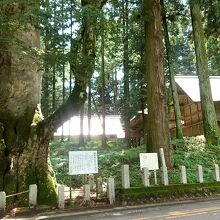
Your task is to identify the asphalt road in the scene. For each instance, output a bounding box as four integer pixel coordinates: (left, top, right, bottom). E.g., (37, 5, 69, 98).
(41, 199, 220, 220)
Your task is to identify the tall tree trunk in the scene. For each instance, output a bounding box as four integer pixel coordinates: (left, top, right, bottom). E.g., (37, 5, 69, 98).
(101, 29, 107, 148)
(87, 80, 92, 141)
(160, 0, 183, 139)
(144, 0, 172, 168)
(113, 69, 118, 114)
(79, 105, 85, 145)
(190, 1, 220, 146)
(122, 0, 130, 148)
(52, 0, 56, 111)
(42, 42, 50, 118)
(61, 0, 65, 142)
(0, 3, 57, 203)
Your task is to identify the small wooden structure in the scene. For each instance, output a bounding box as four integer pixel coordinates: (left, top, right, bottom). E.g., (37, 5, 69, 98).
(130, 112, 145, 147)
(170, 76, 220, 137)
(130, 76, 220, 140)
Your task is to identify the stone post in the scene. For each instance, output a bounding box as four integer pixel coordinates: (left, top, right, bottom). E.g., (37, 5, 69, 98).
(29, 184, 37, 207)
(213, 164, 220, 182)
(142, 167, 150, 187)
(0, 192, 6, 214)
(107, 177, 115, 205)
(197, 165, 203, 183)
(159, 148, 166, 167)
(97, 177, 103, 196)
(122, 165, 130, 189)
(58, 185, 65, 209)
(180, 166, 187, 184)
(84, 184, 90, 203)
(162, 166, 169, 186)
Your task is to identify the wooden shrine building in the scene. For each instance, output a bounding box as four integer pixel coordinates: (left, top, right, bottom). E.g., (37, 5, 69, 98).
(130, 76, 220, 142)
(169, 75, 220, 137)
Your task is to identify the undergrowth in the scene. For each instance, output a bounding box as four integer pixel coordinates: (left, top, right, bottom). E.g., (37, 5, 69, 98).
(49, 136, 220, 188)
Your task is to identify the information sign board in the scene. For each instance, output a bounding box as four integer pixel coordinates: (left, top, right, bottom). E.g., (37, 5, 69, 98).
(69, 151, 98, 175)
(139, 153, 159, 170)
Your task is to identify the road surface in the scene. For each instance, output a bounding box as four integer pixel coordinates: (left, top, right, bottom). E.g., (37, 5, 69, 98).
(43, 199, 220, 220)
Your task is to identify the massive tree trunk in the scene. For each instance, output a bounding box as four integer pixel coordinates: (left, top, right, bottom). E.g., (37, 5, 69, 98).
(190, 1, 220, 146)
(160, 0, 183, 139)
(144, 0, 172, 168)
(0, 0, 106, 205)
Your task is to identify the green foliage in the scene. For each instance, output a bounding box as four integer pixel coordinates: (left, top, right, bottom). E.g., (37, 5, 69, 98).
(173, 136, 220, 169)
(50, 136, 220, 189)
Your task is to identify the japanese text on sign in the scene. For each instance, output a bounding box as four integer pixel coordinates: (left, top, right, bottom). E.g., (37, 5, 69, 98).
(69, 151, 98, 175)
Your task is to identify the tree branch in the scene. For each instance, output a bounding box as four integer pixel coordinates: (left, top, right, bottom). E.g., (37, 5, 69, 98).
(37, 83, 86, 137)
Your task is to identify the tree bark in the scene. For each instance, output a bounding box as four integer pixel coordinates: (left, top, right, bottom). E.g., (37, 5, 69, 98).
(144, 0, 172, 168)
(101, 28, 107, 148)
(122, 0, 130, 148)
(160, 0, 183, 139)
(190, 1, 220, 146)
(87, 80, 92, 141)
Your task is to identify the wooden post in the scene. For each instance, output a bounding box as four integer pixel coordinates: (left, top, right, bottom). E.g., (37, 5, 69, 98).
(69, 176, 72, 200)
(29, 184, 37, 207)
(107, 177, 115, 205)
(0, 192, 6, 214)
(142, 167, 150, 187)
(58, 185, 65, 209)
(89, 174, 95, 189)
(180, 166, 187, 184)
(122, 165, 130, 189)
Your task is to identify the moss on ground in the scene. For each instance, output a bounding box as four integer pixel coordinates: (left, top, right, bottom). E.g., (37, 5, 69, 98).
(117, 182, 220, 203)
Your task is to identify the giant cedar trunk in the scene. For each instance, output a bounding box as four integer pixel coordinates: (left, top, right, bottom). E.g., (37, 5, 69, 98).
(190, 1, 220, 146)
(0, 11, 57, 203)
(144, 0, 172, 168)
(0, 0, 106, 205)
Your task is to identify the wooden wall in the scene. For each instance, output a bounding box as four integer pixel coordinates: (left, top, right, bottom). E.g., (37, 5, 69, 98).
(170, 100, 220, 138)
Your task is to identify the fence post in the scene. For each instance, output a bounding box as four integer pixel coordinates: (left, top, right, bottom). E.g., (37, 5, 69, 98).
(97, 177, 103, 197)
(58, 185, 65, 209)
(29, 184, 37, 207)
(122, 165, 130, 189)
(159, 148, 166, 167)
(142, 167, 150, 187)
(162, 166, 169, 186)
(213, 164, 220, 182)
(180, 166, 187, 184)
(107, 177, 115, 205)
(197, 165, 203, 183)
(84, 184, 90, 204)
(0, 192, 6, 214)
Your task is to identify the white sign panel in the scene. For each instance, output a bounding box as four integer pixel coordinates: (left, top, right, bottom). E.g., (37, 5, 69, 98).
(139, 153, 159, 170)
(69, 151, 98, 175)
